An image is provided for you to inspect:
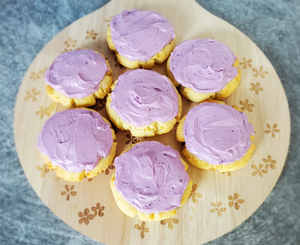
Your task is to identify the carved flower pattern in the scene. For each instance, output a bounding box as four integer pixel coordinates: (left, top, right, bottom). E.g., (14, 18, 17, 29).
(125, 134, 139, 145)
(265, 124, 280, 138)
(161, 218, 179, 230)
(188, 184, 202, 204)
(239, 57, 252, 69)
(210, 202, 226, 217)
(30, 67, 47, 81)
(239, 99, 254, 112)
(61, 185, 77, 201)
(228, 193, 245, 210)
(63, 37, 76, 52)
(86, 29, 98, 40)
(25, 88, 40, 102)
(105, 16, 112, 27)
(78, 208, 95, 225)
(252, 66, 268, 79)
(36, 164, 49, 178)
(91, 203, 105, 217)
(35, 102, 56, 119)
(252, 164, 268, 177)
(262, 155, 276, 170)
(249, 82, 263, 94)
(104, 164, 115, 175)
(221, 172, 231, 177)
(134, 222, 149, 239)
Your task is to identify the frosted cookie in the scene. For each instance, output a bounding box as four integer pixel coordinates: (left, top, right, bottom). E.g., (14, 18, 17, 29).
(176, 100, 255, 172)
(106, 69, 182, 137)
(45, 49, 112, 107)
(110, 141, 193, 221)
(167, 39, 241, 102)
(37, 108, 117, 182)
(107, 9, 175, 69)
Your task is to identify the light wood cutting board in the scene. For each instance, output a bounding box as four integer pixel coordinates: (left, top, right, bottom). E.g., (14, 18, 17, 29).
(14, 0, 290, 244)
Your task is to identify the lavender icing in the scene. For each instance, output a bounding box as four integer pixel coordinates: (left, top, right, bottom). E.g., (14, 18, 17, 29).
(110, 9, 175, 61)
(37, 109, 113, 173)
(184, 103, 255, 165)
(170, 39, 238, 93)
(45, 49, 109, 99)
(114, 141, 189, 214)
(110, 69, 179, 127)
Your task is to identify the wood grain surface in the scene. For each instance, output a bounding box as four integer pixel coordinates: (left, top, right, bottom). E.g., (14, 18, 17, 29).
(14, 0, 290, 244)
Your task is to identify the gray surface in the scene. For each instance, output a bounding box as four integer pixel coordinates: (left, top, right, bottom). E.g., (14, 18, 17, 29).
(0, 0, 299, 244)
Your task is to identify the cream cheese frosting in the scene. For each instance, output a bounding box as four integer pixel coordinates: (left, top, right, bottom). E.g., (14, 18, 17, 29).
(184, 103, 255, 165)
(110, 9, 175, 61)
(170, 39, 238, 93)
(114, 141, 189, 214)
(45, 49, 109, 99)
(110, 69, 179, 127)
(37, 109, 113, 173)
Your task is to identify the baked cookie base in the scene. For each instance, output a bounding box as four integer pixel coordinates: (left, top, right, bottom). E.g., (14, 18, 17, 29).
(176, 100, 255, 172)
(46, 52, 113, 108)
(107, 27, 175, 69)
(40, 113, 117, 182)
(166, 58, 241, 102)
(110, 144, 193, 221)
(106, 77, 182, 137)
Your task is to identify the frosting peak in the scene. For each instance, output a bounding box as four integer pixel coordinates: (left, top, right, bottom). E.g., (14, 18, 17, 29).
(110, 69, 179, 127)
(110, 9, 175, 61)
(170, 39, 238, 93)
(114, 141, 189, 214)
(184, 103, 255, 165)
(45, 49, 109, 99)
(37, 109, 113, 173)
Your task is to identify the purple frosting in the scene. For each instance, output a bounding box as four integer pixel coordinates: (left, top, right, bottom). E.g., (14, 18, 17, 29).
(184, 103, 255, 165)
(110, 9, 175, 61)
(170, 39, 238, 93)
(114, 141, 189, 214)
(110, 69, 179, 127)
(45, 49, 109, 99)
(37, 109, 113, 173)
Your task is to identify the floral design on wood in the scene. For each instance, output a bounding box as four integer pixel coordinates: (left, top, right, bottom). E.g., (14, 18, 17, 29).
(240, 99, 254, 112)
(25, 88, 40, 102)
(105, 16, 112, 27)
(221, 171, 231, 177)
(210, 202, 226, 217)
(30, 67, 47, 81)
(265, 124, 280, 138)
(63, 37, 76, 52)
(61, 185, 77, 201)
(86, 30, 98, 40)
(188, 184, 202, 204)
(134, 222, 149, 239)
(78, 203, 105, 225)
(262, 155, 276, 170)
(104, 164, 115, 175)
(35, 102, 56, 119)
(249, 82, 263, 94)
(161, 218, 179, 230)
(252, 164, 268, 177)
(252, 66, 268, 79)
(239, 57, 252, 69)
(125, 133, 140, 145)
(228, 193, 245, 210)
(36, 164, 49, 178)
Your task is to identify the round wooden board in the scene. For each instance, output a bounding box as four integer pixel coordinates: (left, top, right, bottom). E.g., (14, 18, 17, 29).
(14, 0, 290, 244)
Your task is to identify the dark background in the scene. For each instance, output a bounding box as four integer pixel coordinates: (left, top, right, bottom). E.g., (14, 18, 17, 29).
(0, 0, 299, 244)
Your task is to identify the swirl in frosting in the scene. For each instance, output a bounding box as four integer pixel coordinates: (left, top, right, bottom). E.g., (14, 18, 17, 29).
(110, 9, 175, 61)
(114, 141, 189, 213)
(45, 49, 109, 99)
(170, 39, 238, 93)
(110, 69, 179, 127)
(184, 103, 255, 165)
(37, 109, 113, 173)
